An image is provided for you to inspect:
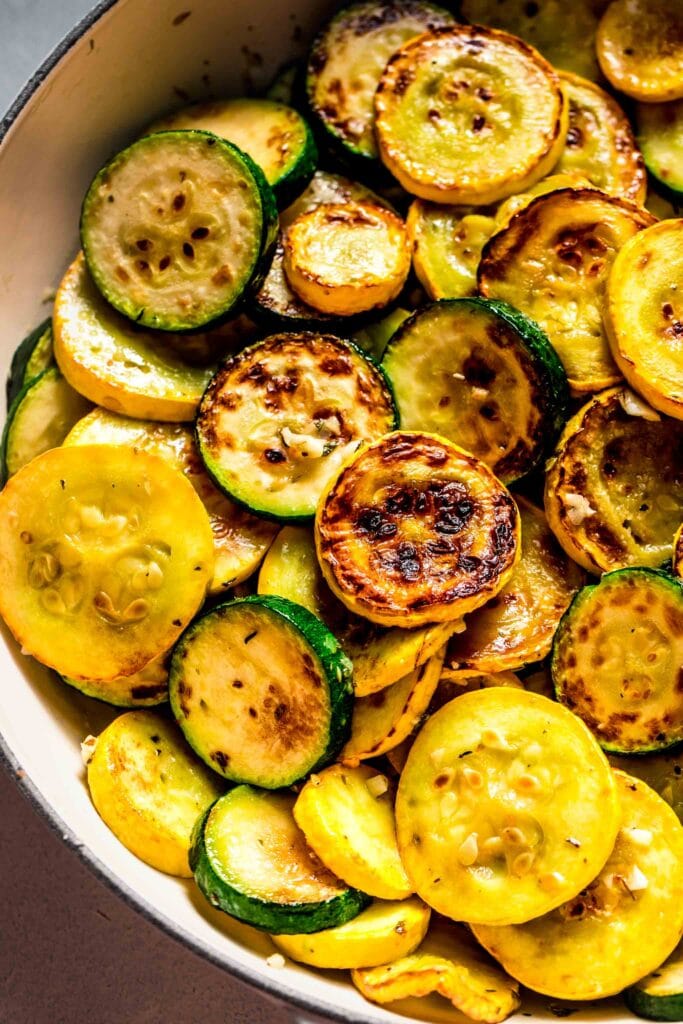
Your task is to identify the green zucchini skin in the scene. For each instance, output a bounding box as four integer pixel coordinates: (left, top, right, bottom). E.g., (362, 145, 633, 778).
(625, 944, 683, 1021)
(169, 595, 354, 788)
(637, 100, 683, 201)
(6, 319, 54, 406)
(190, 787, 370, 933)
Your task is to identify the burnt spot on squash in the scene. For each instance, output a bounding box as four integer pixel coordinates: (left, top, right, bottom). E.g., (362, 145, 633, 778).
(131, 683, 167, 701)
(210, 750, 230, 769)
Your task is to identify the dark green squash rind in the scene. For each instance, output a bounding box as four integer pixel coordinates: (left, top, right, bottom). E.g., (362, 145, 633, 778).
(6, 319, 54, 406)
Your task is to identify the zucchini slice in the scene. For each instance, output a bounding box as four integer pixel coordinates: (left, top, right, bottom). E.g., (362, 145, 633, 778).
(352, 922, 521, 1023)
(195, 332, 397, 521)
(596, 0, 683, 102)
(80, 130, 277, 332)
(381, 299, 569, 484)
(396, 688, 620, 926)
(626, 941, 683, 1021)
(0, 367, 91, 486)
(271, 899, 430, 967)
(605, 219, 683, 421)
(283, 201, 410, 316)
(637, 100, 683, 201)
(53, 254, 234, 422)
(87, 711, 223, 876)
(609, 749, 683, 824)
(168, 595, 353, 788)
(64, 408, 277, 594)
(257, 525, 459, 696)
(149, 99, 317, 209)
(294, 763, 413, 900)
(406, 202, 496, 301)
(556, 71, 647, 204)
(473, 771, 683, 1000)
(190, 786, 369, 933)
(306, 0, 454, 164)
(315, 431, 520, 628)
(552, 568, 683, 755)
(6, 319, 54, 406)
(544, 386, 683, 574)
(444, 498, 585, 674)
(341, 650, 446, 763)
(478, 187, 656, 393)
(374, 25, 568, 205)
(0, 444, 214, 681)
(63, 651, 169, 708)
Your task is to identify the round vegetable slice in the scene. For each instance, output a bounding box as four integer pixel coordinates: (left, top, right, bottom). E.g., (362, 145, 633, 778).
(552, 568, 683, 755)
(544, 387, 683, 573)
(610, 748, 683, 823)
(637, 100, 683, 201)
(396, 688, 620, 925)
(472, 771, 683, 999)
(306, 0, 454, 163)
(80, 130, 277, 331)
(190, 786, 369, 933)
(85, 711, 223, 876)
(6, 318, 54, 406)
(195, 332, 397, 521)
(381, 299, 569, 483)
(626, 940, 683, 1021)
(374, 26, 568, 205)
(556, 71, 647, 203)
(64, 408, 277, 593)
(444, 498, 585, 674)
(282, 201, 410, 316)
(596, 0, 683, 102)
(478, 187, 656, 393)
(0, 444, 214, 681)
(605, 218, 683, 420)
(315, 431, 520, 628)
(63, 652, 169, 707)
(271, 899, 430, 967)
(406, 202, 496, 300)
(169, 595, 353, 788)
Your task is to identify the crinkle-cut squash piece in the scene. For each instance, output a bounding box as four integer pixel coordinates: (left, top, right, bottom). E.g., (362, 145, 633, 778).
(479, 187, 655, 393)
(675, 524, 683, 577)
(396, 688, 619, 926)
(316, 431, 520, 628)
(0, 445, 213, 681)
(86, 711, 223, 876)
(374, 26, 568, 206)
(605, 219, 683, 421)
(352, 922, 520, 1023)
(544, 387, 683, 573)
(460, 0, 602, 82)
(271, 898, 430, 969)
(63, 651, 169, 708)
(556, 72, 647, 203)
(258, 526, 460, 696)
(406, 202, 496, 300)
(341, 649, 445, 763)
(610, 748, 683, 823)
(294, 764, 412, 900)
(65, 408, 276, 594)
(444, 498, 584, 674)
(473, 771, 683, 999)
(596, 0, 683, 102)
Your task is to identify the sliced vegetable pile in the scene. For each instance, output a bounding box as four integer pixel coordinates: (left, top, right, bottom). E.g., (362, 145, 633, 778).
(2, 1, 683, 1021)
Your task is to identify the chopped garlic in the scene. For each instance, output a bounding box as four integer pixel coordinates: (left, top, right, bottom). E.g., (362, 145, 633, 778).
(626, 866, 649, 892)
(280, 426, 326, 460)
(564, 492, 596, 526)
(80, 735, 98, 766)
(308, 773, 321, 787)
(622, 827, 653, 848)
(366, 774, 389, 798)
(618, 389, 661, 421)
(266, 953, 286, 969)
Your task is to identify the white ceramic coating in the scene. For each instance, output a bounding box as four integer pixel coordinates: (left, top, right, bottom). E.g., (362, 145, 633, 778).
(0, 2, 637, 1021)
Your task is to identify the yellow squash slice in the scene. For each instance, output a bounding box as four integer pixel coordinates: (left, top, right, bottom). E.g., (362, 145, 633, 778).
(605, 218, 683, 420)
(444, 498, 585, 674)
(374, 26, 568, 205)
(556, 72, 647, 203)
(341, 650, 446, 763)
(271, 898, 431, 969)
(610, 749, 683, 822)
(86, 710, 223, 876)
(493, 172, 593, 232)
(0, 445, 214, 681)
(315, 431, 520, 628)
(396, 688, 620, 926)
(406, 202, 496, 299)
(63, 651, 169, 707)
(596, 0, 683, 102)
(294, 764, 412, 900)
(479, 187, 655, 393)
(65, 408, 276, 593)
(435, 670, 523, 691)
(352, 922, 520, 1023)
(282, 201, 410, 316)
(544, 387, 683, 573)
(473, 771, 683, 999)
(257, 525, 459, 696)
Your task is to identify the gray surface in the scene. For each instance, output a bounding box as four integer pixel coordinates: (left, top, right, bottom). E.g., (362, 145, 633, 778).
(0, 3, 318, 1022)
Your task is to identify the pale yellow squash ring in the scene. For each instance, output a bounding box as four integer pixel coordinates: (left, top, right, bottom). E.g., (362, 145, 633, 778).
(374, 25, 568, 206)
(596, 0, 683, 102)
(605, 218, 683, 420)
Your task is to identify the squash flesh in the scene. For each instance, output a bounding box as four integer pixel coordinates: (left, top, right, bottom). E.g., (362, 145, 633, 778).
(407, 202, 496, 300)
(596, 0, 683, 102)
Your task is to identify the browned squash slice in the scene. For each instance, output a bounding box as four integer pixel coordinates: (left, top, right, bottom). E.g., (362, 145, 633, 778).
(406, 202, 496, 300)
(596, 0, 683, 102)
